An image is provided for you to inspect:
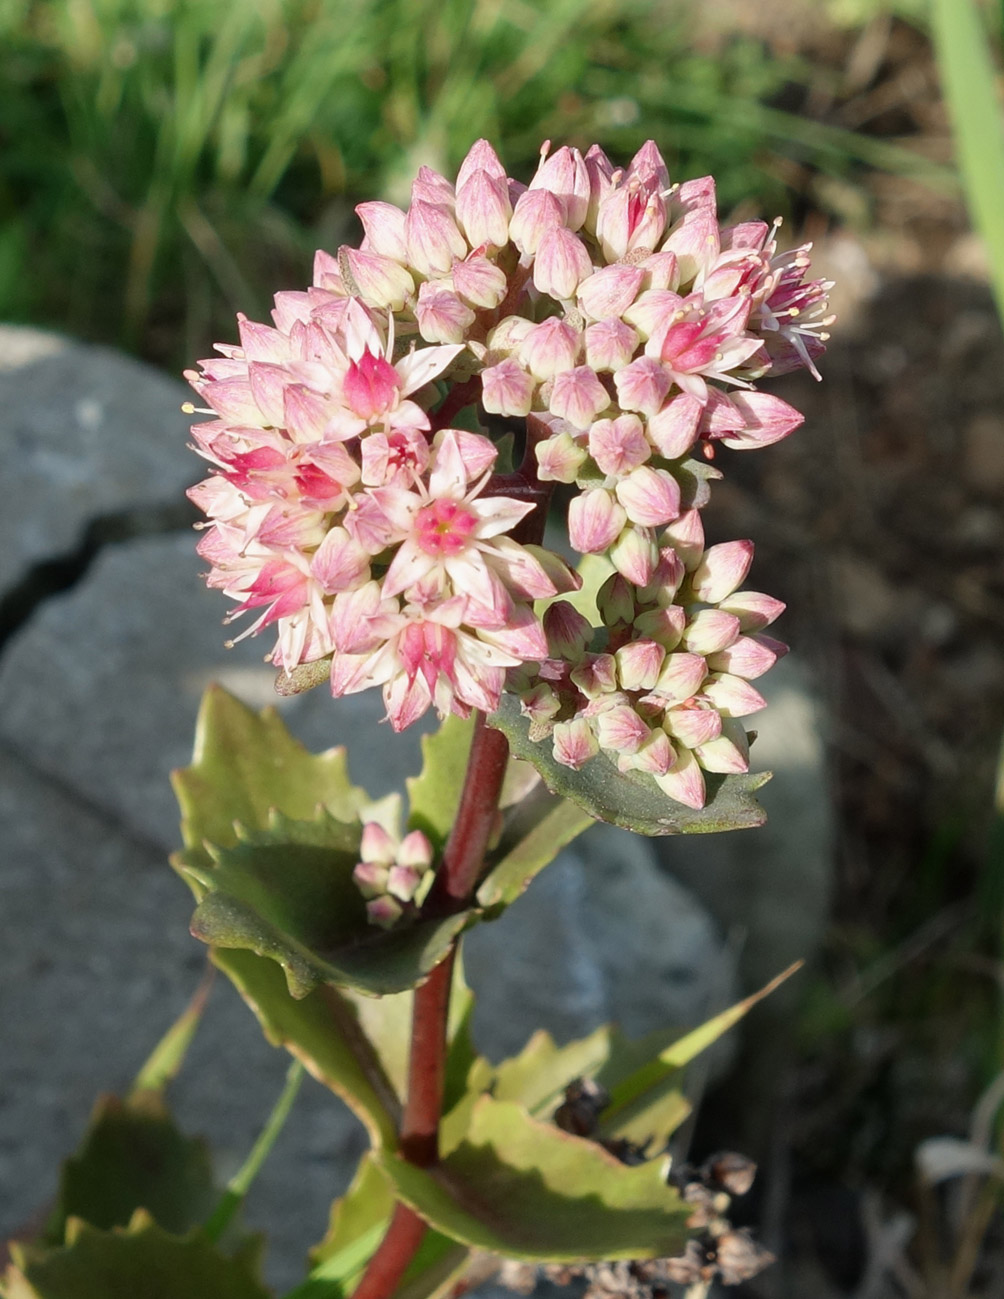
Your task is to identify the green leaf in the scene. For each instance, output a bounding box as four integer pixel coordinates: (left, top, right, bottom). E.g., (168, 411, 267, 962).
(600, 962, 804, 1135)
(172, 686, 369, 870)
(204, 1061, 305, 1245)
(177, 811, 470, 998)
(487, 694, 770, 836)
(306, 1154, 396, 1288)
(42, 1093, 217, 1246)
(373, 1097, 689, 1262)
(130, 968, 214, 1097)
(405, 714, 474, 849)
(486, 1025, 689, 1153)
(478, 787, 593, 910)
(3, 1213, 270, 1299)
(211, 949, 400, 1147)
(293, 1157, 469, 1299)
(932, 0, 1004, 327)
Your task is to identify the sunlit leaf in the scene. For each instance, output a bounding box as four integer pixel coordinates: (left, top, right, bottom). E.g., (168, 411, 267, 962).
(171, 686, 369, 871)
(478, 787, 593, 910)
(129, 969, 214, 1097)
(211, 949, 400, 1148)
(374, 1097, 689, 1261)
(600, 962, 804, 1133)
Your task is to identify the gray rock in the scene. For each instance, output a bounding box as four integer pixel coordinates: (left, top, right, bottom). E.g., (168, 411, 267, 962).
(0, 326, 198, 595)
(0, 748, 365, 1287)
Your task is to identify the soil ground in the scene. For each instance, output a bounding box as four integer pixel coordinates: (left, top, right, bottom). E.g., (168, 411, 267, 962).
(687, 12, 1004, 1297)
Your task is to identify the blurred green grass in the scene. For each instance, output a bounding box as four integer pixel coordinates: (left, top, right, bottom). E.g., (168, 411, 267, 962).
(0, 0, 949, 367)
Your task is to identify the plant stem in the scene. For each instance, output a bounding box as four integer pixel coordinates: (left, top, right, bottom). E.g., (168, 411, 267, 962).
(352, 715, 511, 1296)
(204, 1059, 304, 1244)
(399, 948, 456, 1166)
(353, 417, 545, 1296)
(349, 1202, 430, 1299)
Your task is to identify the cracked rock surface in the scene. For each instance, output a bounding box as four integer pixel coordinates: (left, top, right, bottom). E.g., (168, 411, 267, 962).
(0, 327, 831, 1290)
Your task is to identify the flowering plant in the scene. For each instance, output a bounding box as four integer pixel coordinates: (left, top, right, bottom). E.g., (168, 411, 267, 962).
(3, 139, 830, 1299)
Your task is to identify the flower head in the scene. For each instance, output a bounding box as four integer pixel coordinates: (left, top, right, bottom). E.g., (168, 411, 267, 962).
(187, 137, 830, 805)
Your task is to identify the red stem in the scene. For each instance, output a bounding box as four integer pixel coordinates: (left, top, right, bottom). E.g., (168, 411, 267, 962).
(352, 410, 548, 1297)
(349, 1202, 429, 1299)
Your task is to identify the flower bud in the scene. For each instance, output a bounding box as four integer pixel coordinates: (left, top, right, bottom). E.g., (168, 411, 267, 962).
(534, 227, 594, 300)
(415, 284, 476, 343)
(356, 201, 409, 260)
(387, 863, 425, 902)
(584, 318, 639, 372)
(700, 673, 767, 717)
(596, 572, 636, 628)
(623, 729, 675, 776)
(486, 314, 534, 357)
(405, 200, 468, 276)
(568, 488, 626, 553)
(595, 703, 650, 754)
(637, 251, 680, 292)
(570, 654, 617, 699)
(615, 466, 681, 527)
(518, 318, 580, 379)
(548, 366, 610, 429)
(690, 540, 754, 604)
(455, 169, 513, 248)
(717, 391, 805, 449)
(609, 524, 658, 585)
(482, 358, 535, 417)
(544, 600, 593, 658)
(452, 254, 508, 308)
(661, 509, 705, 569)
(341, 248, 414, 311)
(509, 187, 565, 256)
(553, 717, 599, 769)
(663, 705, 722, 749)
(615, 638, 665, 691)
(654, 744, 706, 809)
(613, 356, 671, 415)
(706, 633, 786, 679)
(694, 716, 750, 773)
(535, 431, 587, 483)
(456, 139, 508, 187)
(718, 591, 785, 631)
(410, 165, 456, 208)
(398, 829, 434, 869)
(353, 860, 389, 898)
(519, 682, 561, 740)
(530, 144, 590, 230)
(653, 651, 707, 703)
(680, 608, 741, 654)
(662, 209, 720, 284)
(578, 264, 644, 320)
(589, 414, 649, 477)
(632, 604, 685, 650)
(366, 895, 404, 928)
(647, 392, 702, 459)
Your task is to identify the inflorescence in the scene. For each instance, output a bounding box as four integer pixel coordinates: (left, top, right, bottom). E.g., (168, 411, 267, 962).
(186, 139, 832, 809)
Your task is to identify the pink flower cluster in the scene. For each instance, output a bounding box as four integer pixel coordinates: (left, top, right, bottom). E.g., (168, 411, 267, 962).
(187, 138, 831, 808)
